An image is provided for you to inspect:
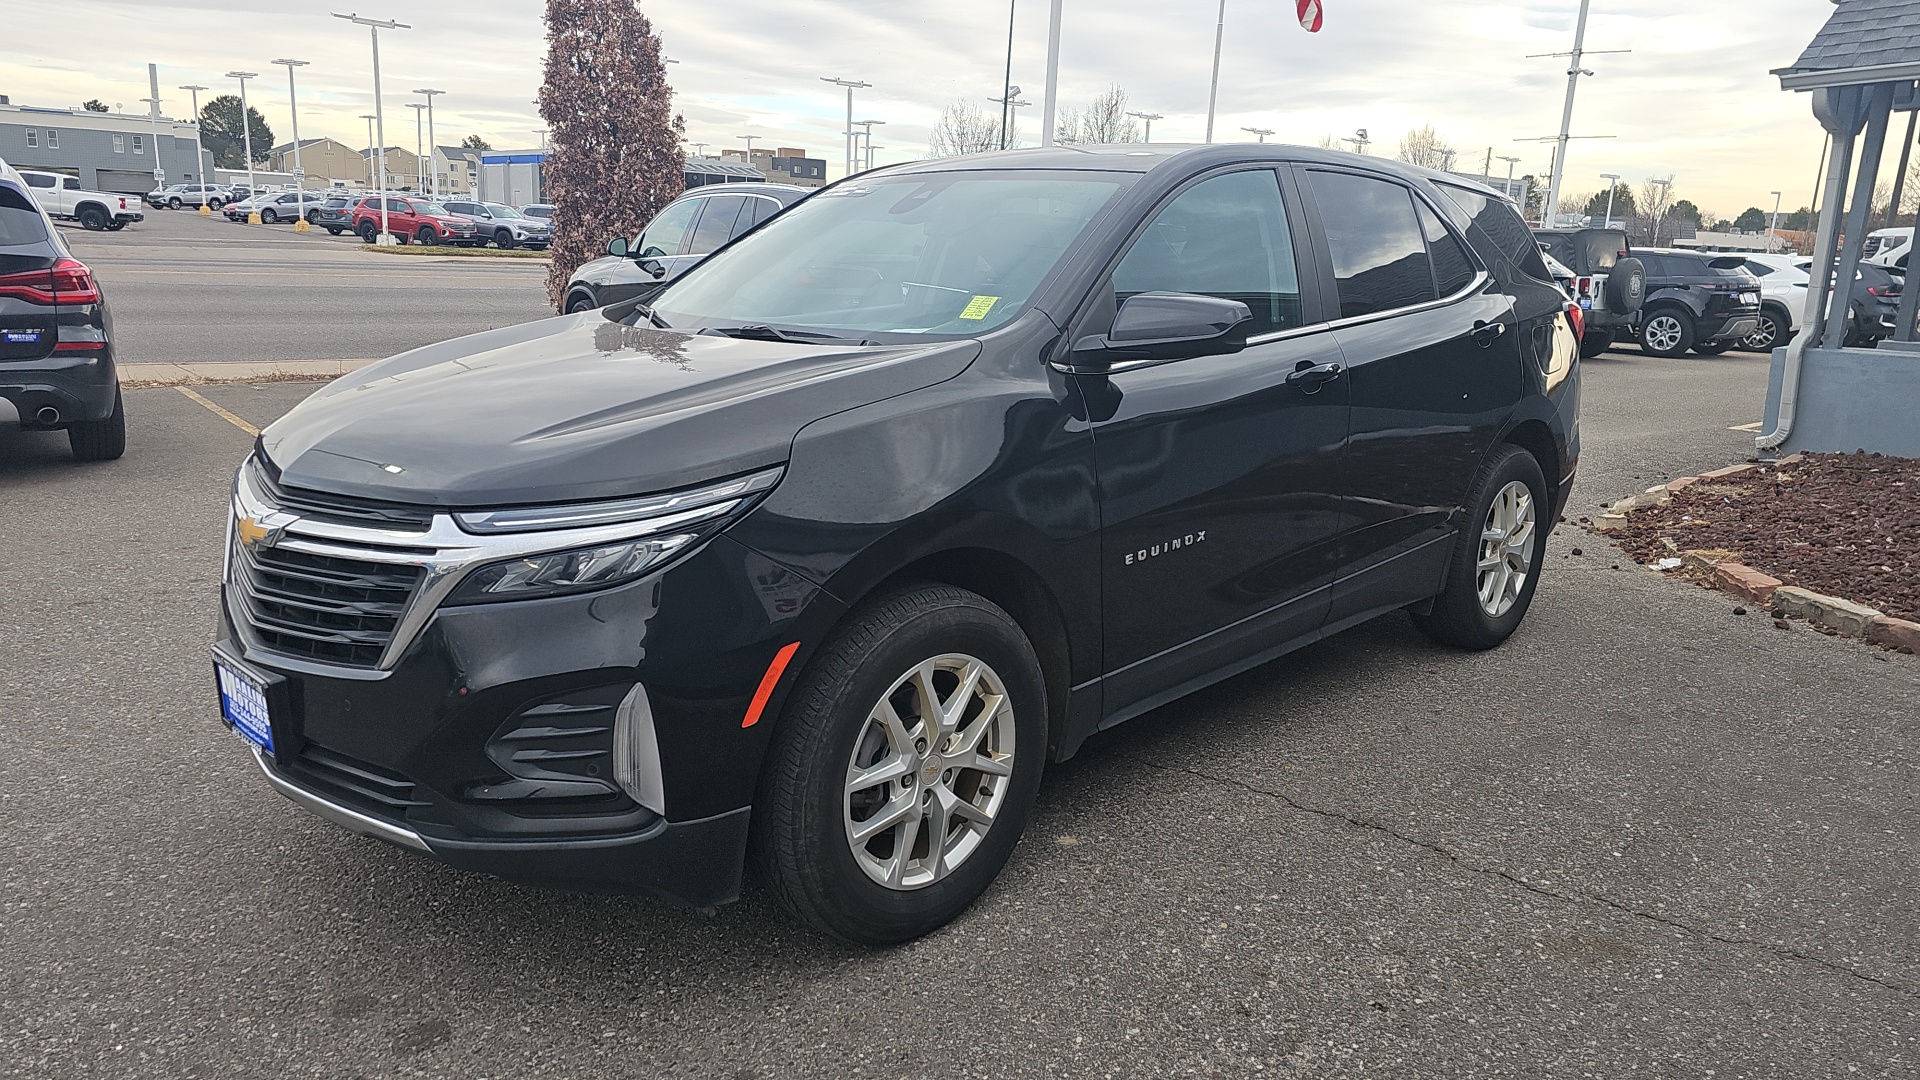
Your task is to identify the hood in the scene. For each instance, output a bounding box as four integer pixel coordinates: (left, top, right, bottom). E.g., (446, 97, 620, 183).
(261, 313, 980, 507)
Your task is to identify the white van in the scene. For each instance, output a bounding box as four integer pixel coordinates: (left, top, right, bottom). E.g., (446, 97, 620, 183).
(1861, 227, 1912, 269)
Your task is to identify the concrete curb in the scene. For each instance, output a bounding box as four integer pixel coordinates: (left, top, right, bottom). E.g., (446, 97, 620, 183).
(118, 359, 376, 388)
(1593, 455, 1914, 654)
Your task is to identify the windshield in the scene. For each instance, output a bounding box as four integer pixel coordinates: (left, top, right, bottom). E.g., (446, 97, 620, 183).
(417, 202, 451, 216)
(649, 170, 1130, 337)
(485, 203, 523, 218)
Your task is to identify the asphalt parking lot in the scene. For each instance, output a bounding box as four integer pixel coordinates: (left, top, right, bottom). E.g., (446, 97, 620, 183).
(1, 236, 1916, 1078)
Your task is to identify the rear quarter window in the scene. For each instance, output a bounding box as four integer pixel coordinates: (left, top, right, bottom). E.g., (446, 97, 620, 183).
(1436, 183, 1552, 282)
(0, 185, 51, 245)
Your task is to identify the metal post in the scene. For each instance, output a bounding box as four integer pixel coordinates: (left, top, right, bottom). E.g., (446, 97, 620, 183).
(1895, 190, 1920, 341)
(1543, 0, 1593, 226)
(1599, 172, 1619, 228)
(415, 89, 444, 196)
(273, 60, 308, 202)
(1129, 111, 1161, 143)
(1767, 190, 1782, 251)
(1823, 83, 1895, 351)
(179, 85, 208, 183)
(227, 71, 258, 202)
(1886, 108, 1917, 229)
(1204, 0, 1226, 144)
(337, 13, 411, 245)
(1000, 0, 1016, 151)
(820, 78, 871, 177)
(1041, 0, 1062, 147)
(144, 65, 165, 189)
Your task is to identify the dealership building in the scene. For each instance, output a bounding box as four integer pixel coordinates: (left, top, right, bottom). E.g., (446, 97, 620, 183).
(0, 98, 207, 193)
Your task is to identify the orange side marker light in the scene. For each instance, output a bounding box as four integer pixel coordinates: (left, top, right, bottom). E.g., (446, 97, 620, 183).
(741, 642, 802, 728)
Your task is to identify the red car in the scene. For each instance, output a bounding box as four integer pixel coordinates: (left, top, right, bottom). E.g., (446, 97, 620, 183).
(349, 196, 481, 246)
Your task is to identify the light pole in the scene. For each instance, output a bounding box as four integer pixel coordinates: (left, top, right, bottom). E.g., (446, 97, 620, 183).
(178, 84, 209, 184)
(1768, 190, 1783, 250)
(1041, 0, 1062, 146)
(866, 144, 884, 171)
(272, 59, 309, 202)
(1000, 0, 1017, 151)
(1598, 171, 1621, 228)
(690, 141, 708, 158)
(820, 77, 872, 177)
(360, 114, 376, 194)
(334, 12, 411, 245)
(1204, 0, 1228, 143)
(226, 71, 258, 211)
(413, 89, 443, 196)
(1648, 176, 1673, 244)
(1128, 111, 1162, 143)
(990, 87, 1029, 150)
(852, 120, 885, 172)
(406, 102, 426, 191)
(1342, 128, 1370, 155)
(139, 93, 164, 188)
(1240, 126, 1273, 143)
(1497, 154, 1522, 201)
(737, 134, 761, 164)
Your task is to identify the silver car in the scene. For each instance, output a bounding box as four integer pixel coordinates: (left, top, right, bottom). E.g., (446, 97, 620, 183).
(249, 190, 326, 224)
(441, 200, 552, 249)
(146, 183, 230, 210)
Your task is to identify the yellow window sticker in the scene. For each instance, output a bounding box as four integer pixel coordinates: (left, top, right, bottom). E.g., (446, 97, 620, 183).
(958, 295, 1001, 320)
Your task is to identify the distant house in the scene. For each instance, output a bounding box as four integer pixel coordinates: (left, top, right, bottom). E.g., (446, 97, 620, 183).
(361, 146, 423, 191)
(432, 145, 480, 196)
(266, 138, 368, 188)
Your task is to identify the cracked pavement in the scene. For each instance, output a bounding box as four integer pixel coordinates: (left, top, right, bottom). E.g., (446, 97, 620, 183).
(1, 342, 1915, 1078)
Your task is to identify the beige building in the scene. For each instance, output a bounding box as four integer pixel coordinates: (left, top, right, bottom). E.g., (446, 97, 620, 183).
(432, 145, 480, 196)
(266, 138, 368, 188)
(361, 146, 425, 191)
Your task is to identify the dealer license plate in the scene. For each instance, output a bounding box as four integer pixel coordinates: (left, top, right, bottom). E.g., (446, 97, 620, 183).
(215, 655, 275, 753)
(1578, 297, 1593, 310)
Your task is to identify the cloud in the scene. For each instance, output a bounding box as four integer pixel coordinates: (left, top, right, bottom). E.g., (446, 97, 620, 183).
(0, 0, 1846, 214)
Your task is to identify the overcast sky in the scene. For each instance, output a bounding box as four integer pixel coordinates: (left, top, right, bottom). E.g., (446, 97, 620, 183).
(3, 0, 1849, 216)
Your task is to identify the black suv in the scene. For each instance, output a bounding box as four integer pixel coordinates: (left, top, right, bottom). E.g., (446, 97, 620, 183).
(562, 182, 810, 312)
(1631, 249, 1763, 358)
(212, 145, 1580, 945)
(0, 161, 124, 460)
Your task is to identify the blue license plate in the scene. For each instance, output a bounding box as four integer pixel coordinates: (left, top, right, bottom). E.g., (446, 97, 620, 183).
(1578, 298, 1593, 310)
(2, 330, 43, 343)
(216, 658, 274, 753)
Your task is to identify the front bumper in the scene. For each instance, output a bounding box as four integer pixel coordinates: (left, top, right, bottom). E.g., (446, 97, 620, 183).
(1697, 312, 1760, 342)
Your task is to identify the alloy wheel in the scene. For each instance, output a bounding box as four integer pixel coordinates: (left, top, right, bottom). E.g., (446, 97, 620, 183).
(1743, 315, 1780, 351)
(1476, 480, 1536, 618)
(1643, 315, 1685, 354)
(844, 653, 1015, 891)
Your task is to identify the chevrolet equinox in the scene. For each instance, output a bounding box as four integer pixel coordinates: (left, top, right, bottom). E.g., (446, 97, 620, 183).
(214, 145, 1580, 945)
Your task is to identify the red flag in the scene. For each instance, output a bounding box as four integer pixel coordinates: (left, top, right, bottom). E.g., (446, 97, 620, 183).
(1297, 0, 1323, 32)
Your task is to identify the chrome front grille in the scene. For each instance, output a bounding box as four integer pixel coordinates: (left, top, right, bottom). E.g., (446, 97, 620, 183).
(235, 542, 425, 667)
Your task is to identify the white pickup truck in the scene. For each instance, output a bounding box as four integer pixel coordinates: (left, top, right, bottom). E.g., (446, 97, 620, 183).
(17, 169, 145, 231)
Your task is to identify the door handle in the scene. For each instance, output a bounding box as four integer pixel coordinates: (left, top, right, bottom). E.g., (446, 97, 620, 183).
(1285, 361, 1345, 393)
(1470, 320, 1508, 347)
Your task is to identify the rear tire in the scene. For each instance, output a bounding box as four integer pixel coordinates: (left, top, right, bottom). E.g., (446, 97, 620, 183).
(69, 390, 126, 463)
(207, 198, 223, 210)
(326, 227, 343, 236)
(78, 206, 108, 231)
(1578, 330, 1613, 359)
(752, 584, 1047, 946)
(1638, 306, 1695, 358)
(357, 221, 378, 244)
(1411, 445, 1548, 651)
(1742, 309, 1788, 352)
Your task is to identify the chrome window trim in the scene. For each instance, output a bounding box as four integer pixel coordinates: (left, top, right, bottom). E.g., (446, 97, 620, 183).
(1321, 270, 1492, 332)
(227, 464, 776, 673)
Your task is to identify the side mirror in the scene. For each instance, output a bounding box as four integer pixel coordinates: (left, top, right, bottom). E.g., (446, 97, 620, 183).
(607, 236, 629, 258)
(638, 258, 667, 280)
(1072, 292, 1254, 368)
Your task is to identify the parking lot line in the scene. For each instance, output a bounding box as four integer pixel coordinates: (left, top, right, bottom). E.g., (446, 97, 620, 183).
(176, 386, 262, 436)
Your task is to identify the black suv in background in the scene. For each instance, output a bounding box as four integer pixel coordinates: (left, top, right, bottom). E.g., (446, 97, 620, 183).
(1631, 249, 1763, 358)
(213, 145, 1580, 945)
(0, 159, 124, 460)
(561, 182, 810, 312)
(1534, 227, 1645, 358)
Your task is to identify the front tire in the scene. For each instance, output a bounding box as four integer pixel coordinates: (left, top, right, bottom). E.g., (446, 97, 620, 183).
(494, 229, 517, 250)
(1638, 306, 1695, 358)
(564, 290, 598, 314)
(1742, 309, 1788, 352)
(415, 227, 437, 245)
(752, 585, 1047, 946)
(1411, 445, 1548, 651)
(260, 209, 278, 224)
(207, 198, 223, 210)
(167, 197, 182, 209)
(69, 390, 126, 462)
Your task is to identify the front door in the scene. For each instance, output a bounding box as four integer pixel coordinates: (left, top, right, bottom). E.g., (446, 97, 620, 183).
(1080, 167, 1350, 719)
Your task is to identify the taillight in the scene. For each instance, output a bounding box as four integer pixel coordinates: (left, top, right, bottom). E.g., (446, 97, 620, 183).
(51, 259, 101, 305)
(1566, 301, 1585, 340)
(0, 267, 57, 304)
(1576, 276, 1594, 298)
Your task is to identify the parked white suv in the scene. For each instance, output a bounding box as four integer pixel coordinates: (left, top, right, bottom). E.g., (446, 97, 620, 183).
(17, 170, 144, 231)
(1737, 253, 1810, 352)
(146, 183, 229, 210)
(1861, 227, 1911, 270)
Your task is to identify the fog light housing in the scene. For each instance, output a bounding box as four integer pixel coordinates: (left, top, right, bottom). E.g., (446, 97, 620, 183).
(613, 684, 665, 815)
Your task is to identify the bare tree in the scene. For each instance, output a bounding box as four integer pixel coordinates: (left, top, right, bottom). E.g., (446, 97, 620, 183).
(1316, 133, 1339, 150)
(539, 0, 685, 307)
(930, 99, 1003, 158)
(1077, 84, 1139, 143)
(1396, 125, 1456, 171)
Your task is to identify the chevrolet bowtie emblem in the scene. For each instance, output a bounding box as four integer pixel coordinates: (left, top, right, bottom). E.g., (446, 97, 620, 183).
(236, 512, 294, 549)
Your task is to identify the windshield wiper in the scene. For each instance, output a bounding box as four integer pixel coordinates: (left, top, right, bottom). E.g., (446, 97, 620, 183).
(622, 303, 670, 329)
(698, 324, 878, 346)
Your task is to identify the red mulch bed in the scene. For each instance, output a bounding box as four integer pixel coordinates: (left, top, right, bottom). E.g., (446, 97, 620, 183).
(1611, 452, 1920, 623)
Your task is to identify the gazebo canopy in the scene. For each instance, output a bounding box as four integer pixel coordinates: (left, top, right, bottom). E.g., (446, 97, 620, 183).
(1774, 0, 1920, 91)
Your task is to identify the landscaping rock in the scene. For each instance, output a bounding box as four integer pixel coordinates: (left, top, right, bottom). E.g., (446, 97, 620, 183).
(1770, 586, 1884, 639)
(1866, 616, 1920, 654)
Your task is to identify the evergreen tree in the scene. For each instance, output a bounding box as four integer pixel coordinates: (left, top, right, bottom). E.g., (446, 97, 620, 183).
(82, 99, 109, 113)
(200, 94, 274, 169)
(1733, 207, 1769, 232)
(539, 0, 685, 306)
(462, 134, 493, 152)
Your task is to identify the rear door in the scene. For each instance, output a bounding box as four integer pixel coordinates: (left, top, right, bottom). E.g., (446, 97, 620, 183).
(1298, 167, 1526, 622)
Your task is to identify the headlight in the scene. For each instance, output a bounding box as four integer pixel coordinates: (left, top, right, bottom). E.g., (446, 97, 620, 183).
(448, 535, 696, 604)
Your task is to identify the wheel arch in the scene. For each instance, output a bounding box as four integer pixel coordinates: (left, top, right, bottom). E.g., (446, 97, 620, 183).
(1500, 417, 1562, 509)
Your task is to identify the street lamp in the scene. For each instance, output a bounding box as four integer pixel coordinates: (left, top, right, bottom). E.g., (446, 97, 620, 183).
(360, 114, 376, 193)
(413, 89, 444, 196)
(737, 134, 761, 161)
(1240, 126, 1274, 143)
(225, 71, 258, 209)
(405, 102, 427, 191)
(1127, 111, 1163, 143)
(178, 85, 209, 183)
(1647, 176, 1673, 243)
(1599, 171, 1621, 228)
(866, 144, 885, 171)
(1342, 128, 1370, 155)
(1497, 155, 1522, 201)
(852, 120, 885, 172)
(990, 87, 1029, 151)
(138, 94, 164, 190)
(690, 141, 708, 158)
(1204, 0, 1229, 143)
(271, 59, 309, 203)
(1768, 190, 1783, 250)
(333, 12, 411, 245)
(820, 77, 872, 177)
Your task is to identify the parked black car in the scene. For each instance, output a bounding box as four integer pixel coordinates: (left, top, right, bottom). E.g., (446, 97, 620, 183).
(1533, 227, 1645, 358)
(0, 160, 124, 460)
(213, 145, 1580, 945)
(311, 196, 356, 234)
(1848, 264, 1905, 346)
(562, 182, 809, 312)
(1630, 249, 1763, 357)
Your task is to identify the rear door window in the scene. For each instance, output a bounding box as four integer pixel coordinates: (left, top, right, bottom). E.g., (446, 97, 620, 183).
(638, 197, 702, 257)
(24, 174, 55, 189)
(686, 195, 748, 255)
(1112, 168, 1304, 336)
(1307, 170, 1436, 319)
